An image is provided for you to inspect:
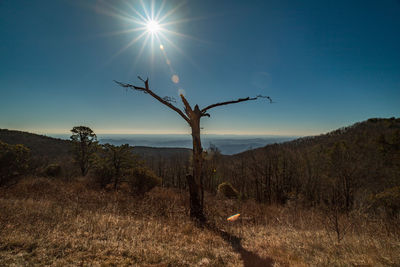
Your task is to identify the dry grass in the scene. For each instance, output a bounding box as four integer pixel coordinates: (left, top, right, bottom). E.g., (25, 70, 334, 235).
(0, 177, 399, 266)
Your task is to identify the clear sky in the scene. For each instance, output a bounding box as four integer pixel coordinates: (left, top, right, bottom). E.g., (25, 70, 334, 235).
(1, 0, 399, 136)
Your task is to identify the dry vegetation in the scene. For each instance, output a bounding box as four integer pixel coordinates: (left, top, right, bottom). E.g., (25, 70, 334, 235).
(1, 177, 399, 266)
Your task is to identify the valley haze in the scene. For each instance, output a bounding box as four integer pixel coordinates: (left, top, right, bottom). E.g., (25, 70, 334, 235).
(49, 134, 296, 155)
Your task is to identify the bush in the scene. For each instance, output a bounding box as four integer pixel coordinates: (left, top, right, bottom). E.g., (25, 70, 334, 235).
(127, 167, 161, 195)
(44, 164, 62, 177)
(90, 144, 137, 190)
(217, 182, 239, 199)
(370, 186, 400, 218)
(0, 141, 30, 186)
(91, 164, 114, 189)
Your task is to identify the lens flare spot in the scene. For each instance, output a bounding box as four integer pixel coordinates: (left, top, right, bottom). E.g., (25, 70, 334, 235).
(166, 59, 171, 65)
(171, 74, 179, 84)
(160, 44, 164, 50)
(227, 213, 240, 221)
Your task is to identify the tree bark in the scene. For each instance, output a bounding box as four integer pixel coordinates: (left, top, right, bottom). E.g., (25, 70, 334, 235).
(187, 113, 206, 222)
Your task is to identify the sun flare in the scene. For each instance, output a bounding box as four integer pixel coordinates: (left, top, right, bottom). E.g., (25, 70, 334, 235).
(146, 20, 160, 33)
(95, 0, 204, 82)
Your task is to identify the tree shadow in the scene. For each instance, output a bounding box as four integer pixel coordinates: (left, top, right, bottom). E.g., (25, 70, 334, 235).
(204, 222, 275, 267)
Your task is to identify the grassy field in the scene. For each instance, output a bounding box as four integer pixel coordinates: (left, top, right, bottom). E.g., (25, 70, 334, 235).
(0, 178, 399, 266)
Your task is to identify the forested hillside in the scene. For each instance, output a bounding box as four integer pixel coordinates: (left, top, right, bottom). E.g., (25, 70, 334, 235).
(206, 117, 400, 214)
(0, 129, 72, 159)
(2, 117, 399, 208)
(0, 129, 191, 162)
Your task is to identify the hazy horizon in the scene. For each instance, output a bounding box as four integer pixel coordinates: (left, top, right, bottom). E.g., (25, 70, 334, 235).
(47, 133, 297, 155)
(0, 115, 375, 138)
(1, 126, 304, 137)
(2, 127, 311, 137)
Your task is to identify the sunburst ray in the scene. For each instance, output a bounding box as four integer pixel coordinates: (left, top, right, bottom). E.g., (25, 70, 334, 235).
(157, 1, 186, 23)
(96, 27, 146, 38)
(124, 1, 148, 24)
(160, 28, 211, 44)
(140, 0, 151, 21)
(155, 0, 167, 21)
(94, 0, 202, 75)
(109, 31, 147, 61)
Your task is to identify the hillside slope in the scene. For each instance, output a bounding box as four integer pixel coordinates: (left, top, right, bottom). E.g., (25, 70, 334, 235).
(216, 117, 400, 206)
(0, 129, 191, 161)
(237, 117, 400, 156)
(0, 129, 72, 159)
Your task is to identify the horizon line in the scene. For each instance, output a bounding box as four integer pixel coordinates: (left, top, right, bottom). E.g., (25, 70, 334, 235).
(1, 128, 311, 137)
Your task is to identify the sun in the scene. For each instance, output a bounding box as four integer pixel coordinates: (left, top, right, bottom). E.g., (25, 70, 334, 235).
(95, 0, 204, 74)
(146, 20, 160, 33)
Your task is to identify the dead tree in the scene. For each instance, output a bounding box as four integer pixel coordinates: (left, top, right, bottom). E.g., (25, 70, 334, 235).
(115, 77, 271, 222)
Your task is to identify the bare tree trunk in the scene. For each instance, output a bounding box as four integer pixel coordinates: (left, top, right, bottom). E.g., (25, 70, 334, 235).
(80, 133, 87, 176)
(115, 78, 270, 223)
(187, 114, 206, 222)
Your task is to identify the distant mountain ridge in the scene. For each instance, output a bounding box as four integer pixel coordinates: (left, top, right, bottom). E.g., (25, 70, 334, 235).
(49, 133, 295, 155)
(1, 117, 398, 160)
(98, 135, 295, 155)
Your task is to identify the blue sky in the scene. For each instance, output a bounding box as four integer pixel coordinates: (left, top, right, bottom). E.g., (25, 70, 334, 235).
(1, 0, 399, 136)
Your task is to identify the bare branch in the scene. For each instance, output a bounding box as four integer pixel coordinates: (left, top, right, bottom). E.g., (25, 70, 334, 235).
(137, 76, 147, 83)
(201, 95, 272, 114)
(256, 95, 275, 103)
(180, 94, 193, 118)
(162, 96, 176, 103)
(114, 80, 147, 94)
(114, 79, 190, 124)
